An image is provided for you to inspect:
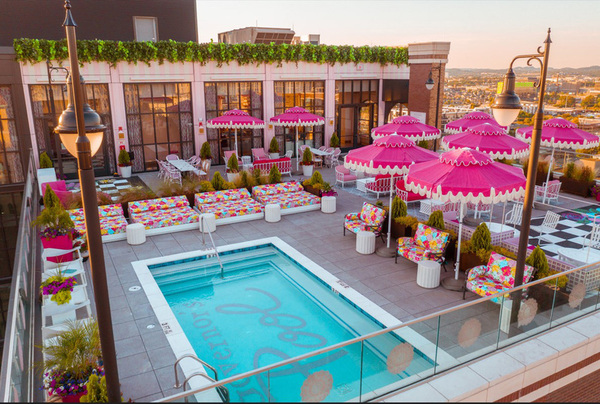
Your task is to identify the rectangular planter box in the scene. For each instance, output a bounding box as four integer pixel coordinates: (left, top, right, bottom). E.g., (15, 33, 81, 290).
(559, 177, 594, 197)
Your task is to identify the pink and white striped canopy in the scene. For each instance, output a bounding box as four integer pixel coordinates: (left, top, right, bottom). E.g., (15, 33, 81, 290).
(515, 118, 600, 150)
(206, 109, 265, 129)
(445, 111, 506, 134)
(344, 135, 438, 176)
(270, 107, 325, 127)
(442, 123, 530, 159)
(405, 148, 526, 204)
(371, 115, 441, 141)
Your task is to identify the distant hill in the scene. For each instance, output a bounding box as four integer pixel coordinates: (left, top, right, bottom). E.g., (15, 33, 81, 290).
(447, 66, 600, 77)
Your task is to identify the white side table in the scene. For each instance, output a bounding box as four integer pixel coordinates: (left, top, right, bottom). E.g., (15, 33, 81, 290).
(356, 231, 376, 254)
(265, 204, 281, 223)
(199, 213, 217, 233)
(126, 223, 146, 245)
(417, 260, 441, 288)
(321, 196, 336, 213)
(356, 178, 375, 193)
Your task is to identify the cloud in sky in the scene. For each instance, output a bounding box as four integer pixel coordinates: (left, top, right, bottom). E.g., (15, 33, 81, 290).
(196, 0, 600, 68)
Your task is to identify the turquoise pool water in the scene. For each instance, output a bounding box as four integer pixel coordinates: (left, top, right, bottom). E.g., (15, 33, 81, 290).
(149, 244, 434, 402)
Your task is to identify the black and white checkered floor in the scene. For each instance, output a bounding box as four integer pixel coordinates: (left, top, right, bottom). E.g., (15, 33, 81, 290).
(66, 176, 152, 202)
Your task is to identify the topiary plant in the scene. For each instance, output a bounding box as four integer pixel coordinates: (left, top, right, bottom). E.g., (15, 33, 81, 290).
(563, 162, 576, 179)
(330, 132, 340, 148)
(198, 181, 215, 193)
(268, 137, 279, 154)
(268, 164, 282, 184)
(309, 170, 324, 186)
(391, 196, 407, 220)
(471, 223, 492, 252)
(211, 171, 226, 191)
(417, 140, 430, 149)
(239, 170, 255, 189)
(394, 215, 419, 233)
(200, 142, 212, 160)
(527, 246, 550, 279)
(579, 166, 594, 183)
(80, 373, 108, 403)
(117, 149, 131, 167)
(226, 154, 239, 173)
(301, 147, 313, 166)
(426, 210, 445, 230)
(39, 151, 53, 168)
(252, 167, 262, 185)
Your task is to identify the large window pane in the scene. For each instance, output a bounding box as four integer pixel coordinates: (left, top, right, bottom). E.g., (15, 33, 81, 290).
(141, 114, 155, 144)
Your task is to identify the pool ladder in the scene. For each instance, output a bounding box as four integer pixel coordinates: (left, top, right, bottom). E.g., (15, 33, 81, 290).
(173, 354, 230, 402)
(199, 215, 225, 278)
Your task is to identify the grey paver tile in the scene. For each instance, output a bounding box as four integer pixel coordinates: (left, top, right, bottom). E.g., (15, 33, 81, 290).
(120, 370, 161, 401)
(117, 351, 153, 379)
(116, 335, 147, 358)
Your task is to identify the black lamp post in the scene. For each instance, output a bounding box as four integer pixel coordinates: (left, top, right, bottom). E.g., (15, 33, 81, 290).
(54, 1, 121, 401)
(492, 29, 551, 332)
(425, 63, 443, 151)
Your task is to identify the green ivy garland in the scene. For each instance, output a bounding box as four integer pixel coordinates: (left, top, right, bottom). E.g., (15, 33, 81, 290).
(14, 38, 408, 67)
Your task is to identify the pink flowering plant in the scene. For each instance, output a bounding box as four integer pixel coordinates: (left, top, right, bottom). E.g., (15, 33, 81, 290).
(40, 270, 77, 305)
(43, 365, 103, 398)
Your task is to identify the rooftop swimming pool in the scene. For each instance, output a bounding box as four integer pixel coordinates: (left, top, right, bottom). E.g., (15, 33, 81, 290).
(134, 239, 436, 402)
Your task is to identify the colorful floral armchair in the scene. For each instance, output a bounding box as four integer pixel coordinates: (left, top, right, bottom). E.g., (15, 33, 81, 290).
(395, 223, 450, 268)
(463, 252, 536, 302)
(343, 202, 387, 241)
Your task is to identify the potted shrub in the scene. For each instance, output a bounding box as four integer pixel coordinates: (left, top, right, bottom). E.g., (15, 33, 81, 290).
(459, 222, 491, 272)
(40, 151, 54, 169)
(560, 164, 595, 197)
(41, 270, 77, 306)
(321, 182, 337, 197)
(80, 372, 109, 403)
(330, 132, 340, 148)
(300, 147, 314, 177)
(239, 170, 256, 193)
(41, 319, 103, 403)
(211, 171, 235, 191)
(226, 154, 240, 183)
(592, 184, 600, 202)
(526, 246, 570, 310)
(34, 187, 77, 263)
(252, 167, 263, 186)
(268, 164, 282, 184)
(390, 197, 408, 239)
(394, 215, 419, 238)
(522, 159, 553, 186)
(117, 149, 132, 178)
(200, 141, 212, 162)
(302, 170, 324, 196)
(268, 137, 280, 159)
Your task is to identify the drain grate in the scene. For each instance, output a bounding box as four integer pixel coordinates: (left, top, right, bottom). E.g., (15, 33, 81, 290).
(128, 285, 142, 292)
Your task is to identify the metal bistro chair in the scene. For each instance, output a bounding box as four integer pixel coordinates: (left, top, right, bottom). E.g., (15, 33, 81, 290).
(166, 154, 179, 161)
(284, 149, 293, 159)
(241, 155, 253, 171)
(504, 202, 524, 229)
(530, 210, 561, 247)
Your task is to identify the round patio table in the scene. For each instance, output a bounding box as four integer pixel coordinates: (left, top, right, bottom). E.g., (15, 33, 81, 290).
(557, 247, 600, 266)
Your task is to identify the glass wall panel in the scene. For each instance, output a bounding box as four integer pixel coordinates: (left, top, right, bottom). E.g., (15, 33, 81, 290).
(334, 80, 379, 150)
(0, 87, 24, 184)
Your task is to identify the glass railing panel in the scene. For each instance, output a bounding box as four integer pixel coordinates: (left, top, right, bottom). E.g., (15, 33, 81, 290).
(550, 264, 600, 328)
(266, 342, 362, 402)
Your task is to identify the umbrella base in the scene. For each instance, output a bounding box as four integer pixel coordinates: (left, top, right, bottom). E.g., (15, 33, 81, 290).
(441, 276, 465, 291)
(375, 245, 396, 258)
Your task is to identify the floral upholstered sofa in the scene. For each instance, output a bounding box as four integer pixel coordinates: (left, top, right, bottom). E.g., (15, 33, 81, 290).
(68, 204, 128, 243)
(252, 181, 320, 214)
(195, 188, 264, 224)
(343, 202, 387, 242)
(463, 252, 535, 302)
(395, 223, 450, 268)
(128, 195, 199, 234)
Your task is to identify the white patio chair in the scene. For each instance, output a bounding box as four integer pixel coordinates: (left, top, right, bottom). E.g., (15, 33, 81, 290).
(41, 285, 92, 328)
(504, 202, 524, 229)
(42, 247, 87, 287)
(467, 201, 492, 219)
(329, 148, 342, 167)
(164, 165, 182, 185)
(534, 180, 561, 204)
(530, 211, 561, 247)
(166, 154, 179, 161)
(284, 150, 293, 159)
(584, 222, 600, 250)
(241, 155, 253, 171)
(335, 165, 357, 187)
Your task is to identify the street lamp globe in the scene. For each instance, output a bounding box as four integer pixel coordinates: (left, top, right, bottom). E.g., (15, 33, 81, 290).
(425, 73, 435, 91)
(492, 68, 522, 126)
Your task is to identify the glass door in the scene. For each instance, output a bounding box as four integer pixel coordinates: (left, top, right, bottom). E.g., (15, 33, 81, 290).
(338, 105, 374, 150)
(339, 106, 356, 150)
(358, 105, 373, 147)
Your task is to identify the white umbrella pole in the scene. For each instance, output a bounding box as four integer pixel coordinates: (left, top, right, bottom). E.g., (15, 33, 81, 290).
(296, 126, 299, 171)
(542, 148, 555, 205)
(387, 174, 395, 249)
(500, 201, 507, 233)
(454, 201, 465, 281)
(234, 128, 239, 158)
(488, 201, 495, 228)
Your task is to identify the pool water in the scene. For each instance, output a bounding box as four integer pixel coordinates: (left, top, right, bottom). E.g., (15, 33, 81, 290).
(149, 244, 434, 402)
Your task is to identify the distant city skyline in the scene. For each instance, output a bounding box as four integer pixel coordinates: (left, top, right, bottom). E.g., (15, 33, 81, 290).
(196, 0, 600, 69)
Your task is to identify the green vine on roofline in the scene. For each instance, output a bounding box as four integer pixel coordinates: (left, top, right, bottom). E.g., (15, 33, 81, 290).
(13, 38, 408, 67)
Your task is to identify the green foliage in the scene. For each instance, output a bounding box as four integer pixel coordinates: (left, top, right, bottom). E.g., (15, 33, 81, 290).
(117, 149, 131, 166)
(268, 137, 279, 153)
(239, 170, 255, 189)
(14, 38, 408, 67)
(200, 141, 212, 160)
(227, 154, 239, 173)
(563, 162, 576, 179)
(117, 186, 156, 203)
(252, 167, 263, 186)
(268, 164, 282, 184)
(39, 151, 53, 168)
(426, 211, 445, 230)
(41, 319, 101, 379)
(477, 245, 517, 264)
(330, 132, 340, 148)
(471, 223, 492, 252)
(301, 148, 313, 165)
(198, 181, 215, 193)
(417, 140, 430, 149)
(309, 170, 324, 186)
(33, 186, 74, 233)
(527, 246, 550, 278)
(211, 171, 226, 191)
(222, 180, 236, 190)
(394, 215, 419, 232)
(391, 196, 407, 220)
(80, 373, 108, 402)
(578, 166, 595, 182)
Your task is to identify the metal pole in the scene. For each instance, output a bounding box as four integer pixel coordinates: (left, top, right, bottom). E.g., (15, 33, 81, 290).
(542, 148, 555, 205)
(434, 64, 442, 152)
(387, 174, 395, 249)
(454, 201, 464, 280)
(63, 2, 121, 401)
(46, 61, 65, 178)
(510, 29, 551, 333)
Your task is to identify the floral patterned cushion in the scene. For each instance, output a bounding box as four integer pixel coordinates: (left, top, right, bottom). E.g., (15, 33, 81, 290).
(396, 238, 445, 264)
(130, 206, 199, 230)
(69, 204, 127, 239)
(128, 196, 189, 215)
(358, 202, 386, 227)
(344, 215, 382, 236)
(252, 182, 304, 197)
(256, 192, 320, 209)
(413, 223, 450, 254)
(466, 265, 510, 302)
(486, 252, 535, 288)
(68, 204, 124, 220)
(200, 199, 264, 219)
(195, 188, 251, 205)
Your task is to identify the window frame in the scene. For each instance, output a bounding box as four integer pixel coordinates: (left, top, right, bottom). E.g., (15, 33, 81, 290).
(133, 16, 159, 42)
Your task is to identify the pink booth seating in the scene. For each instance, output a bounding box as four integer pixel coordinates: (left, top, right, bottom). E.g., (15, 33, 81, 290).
(128, 195, 199, 231)
(195, 188, 264, 224)
(68, 204, 128, 242)
(335, 166, 357, 187)
(252, 181, 320, 214)
(252, 148, 269, 161)
(42, 181, 72, 208)
(365, 174, 393, 198)
(253, 157, 292, 178)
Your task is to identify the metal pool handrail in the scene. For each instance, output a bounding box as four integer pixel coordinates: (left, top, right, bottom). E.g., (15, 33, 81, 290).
(199, 215, 224, 278)
(156, 258, 600, 402)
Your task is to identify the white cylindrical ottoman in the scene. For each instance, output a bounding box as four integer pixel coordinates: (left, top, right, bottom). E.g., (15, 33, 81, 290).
(199, 213, 217, 233)
(265, 204, 281, 223)
(321, 196, 336, 213)
(417, 260, 441, 288)
(126, 223, 146, 245)
(356, 231, 376, 254)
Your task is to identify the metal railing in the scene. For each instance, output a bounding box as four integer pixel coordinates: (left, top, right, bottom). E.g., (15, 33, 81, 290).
(199, 216, 224, 278)
(157, 259, 600, 402)
(0, 151, 40, 402)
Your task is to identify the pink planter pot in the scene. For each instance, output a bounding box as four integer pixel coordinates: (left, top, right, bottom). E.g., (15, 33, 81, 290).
(41, 235, 73, 263)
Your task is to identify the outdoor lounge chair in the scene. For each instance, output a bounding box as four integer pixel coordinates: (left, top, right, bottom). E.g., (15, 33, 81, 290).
(343, 201, 387, 242)
(335, 166, 357, 187)
(395, 223, 450, 270)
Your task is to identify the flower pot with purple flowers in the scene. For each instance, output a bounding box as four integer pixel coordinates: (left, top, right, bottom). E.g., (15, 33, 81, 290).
(41, 271, 77, 305)
(34, 187, 77, 262)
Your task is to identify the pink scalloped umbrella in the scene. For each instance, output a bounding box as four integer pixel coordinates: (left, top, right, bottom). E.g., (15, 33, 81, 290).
(442, 123, 530, 160)
(371, 115, 441, 141)
(206, 109, 265, 157)
(445, 111, 506, 134)
(516, 118, 600, 203)
(345, 135, 438, 250)
(270, 107, 325, 170)
(405, 148, 526, 285)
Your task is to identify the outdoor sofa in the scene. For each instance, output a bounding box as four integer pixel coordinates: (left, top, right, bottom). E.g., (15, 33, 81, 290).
(195, 188, 264, 224)
(128, 195, 199, 235)
(68, 203, 128, 243)
(252, 181, 320, 214)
